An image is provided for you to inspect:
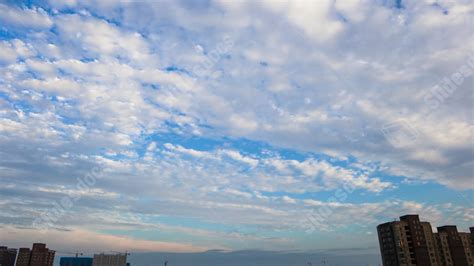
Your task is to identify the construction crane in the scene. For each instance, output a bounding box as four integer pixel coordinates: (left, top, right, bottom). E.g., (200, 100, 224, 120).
(56, 251, 84, 258)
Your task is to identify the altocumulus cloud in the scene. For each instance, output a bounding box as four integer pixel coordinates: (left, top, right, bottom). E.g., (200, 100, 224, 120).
(0, 0, 473, 255)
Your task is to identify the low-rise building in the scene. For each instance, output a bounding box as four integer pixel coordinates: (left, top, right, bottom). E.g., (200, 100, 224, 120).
(60, 257, 93, 266)
(92, 254, 127, 266)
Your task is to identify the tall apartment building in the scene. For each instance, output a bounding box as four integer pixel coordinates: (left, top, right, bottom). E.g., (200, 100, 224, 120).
(471, 227, 474, 254)
(15, 243, 55, 266)
(434, 226, 473, 266)
(92, 254, 127, 266)
(16, 248, 32, 266)
(0, 246, 17, 266)
(377, 215, 473, 266)
(422, 222, 442, 265)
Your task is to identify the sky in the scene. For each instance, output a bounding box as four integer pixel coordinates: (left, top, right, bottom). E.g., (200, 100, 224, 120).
(0, 0, 473, 264)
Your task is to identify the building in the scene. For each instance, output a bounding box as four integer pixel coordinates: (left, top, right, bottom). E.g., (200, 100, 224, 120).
(422, 221, 443, 265)
(60, 257, 93, 266)
(377, 215, 436, 265)
(16, 248, 32, 266)
(471, 227, 474, 253)
(15, 243, 55, 266)
(0, 246, 17, 266)
(377, 215, 474, 266)
(30, 243, 55, 266)
(435, 226, 472, 266)
(92, 254, 127, 266)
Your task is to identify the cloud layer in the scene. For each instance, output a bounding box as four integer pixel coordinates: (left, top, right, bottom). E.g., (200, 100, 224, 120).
(0, 0, 473, 254)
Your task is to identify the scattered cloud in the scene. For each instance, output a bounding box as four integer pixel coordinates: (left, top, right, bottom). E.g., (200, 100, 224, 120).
(0, 0, 472, 253)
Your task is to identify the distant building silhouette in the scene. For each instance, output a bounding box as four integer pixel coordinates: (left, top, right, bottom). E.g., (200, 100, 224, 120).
(377, 215, 474, 266)
(0, 246, 17, 266)
(15, 243, 55, 266)
(60, 257, 93, 266)
(92, 254, 127, 266)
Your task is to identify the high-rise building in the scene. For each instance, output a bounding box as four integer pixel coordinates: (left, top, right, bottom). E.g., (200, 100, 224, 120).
(377, 215, 437, 265)
(435, 226, 472, 266)
(16, 248, 32, 266)
(471, 227, 474, 252)
(0, 246, 17, 266)
(14, 243, 55, 266)
(422, 222, 442, 265)
(377, 215, 474, 266)
(60, 257, 93, 266)
(92, 254, 127, 266)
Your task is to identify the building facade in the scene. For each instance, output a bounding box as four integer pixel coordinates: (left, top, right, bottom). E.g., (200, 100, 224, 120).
(0, 246, 17, 266)
(377, 215, 474, 266)
(16, 248, 32, 266)
(92, 254, 127, 266)
(434, 226, 473, 266)
(14, 243, 55, 266)
(60, 257, 93, 266)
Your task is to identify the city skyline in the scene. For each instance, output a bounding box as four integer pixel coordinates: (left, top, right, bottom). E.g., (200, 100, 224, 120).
(3, 213, 474, 266)
(0, 0, 473, 263)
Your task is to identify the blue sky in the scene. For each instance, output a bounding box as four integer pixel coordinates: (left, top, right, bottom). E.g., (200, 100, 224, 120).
(0, 0, 473, 259)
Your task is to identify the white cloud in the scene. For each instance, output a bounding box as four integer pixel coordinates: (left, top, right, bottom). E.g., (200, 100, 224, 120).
(55, 13, 152, 64)
(163, 143, 212, 159)
(0, 4, 53, 29)
(0, 39, 35, 65)
(281, 195, 296, 204)
(219, 150, 259, 167)
(0, 0, 473, 251)
(258, 0, 344, 42)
